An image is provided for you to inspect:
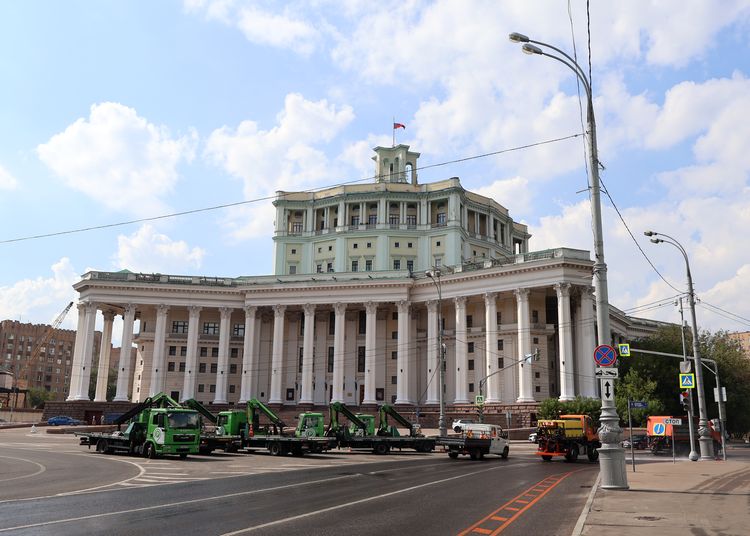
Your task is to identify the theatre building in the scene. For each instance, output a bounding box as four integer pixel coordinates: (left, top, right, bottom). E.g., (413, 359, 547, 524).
(67, 145, 654, 419)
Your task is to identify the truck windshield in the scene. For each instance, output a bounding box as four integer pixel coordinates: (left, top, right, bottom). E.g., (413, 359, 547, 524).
(217, 414, 228, 427)
(167, 412, 201, 430)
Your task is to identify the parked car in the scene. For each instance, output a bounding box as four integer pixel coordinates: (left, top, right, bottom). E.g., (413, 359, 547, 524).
(528, 432, 538, 443)
(452, 419, 474, 433)
(631, 434, 648, 449)
(47, 415, 83, 426)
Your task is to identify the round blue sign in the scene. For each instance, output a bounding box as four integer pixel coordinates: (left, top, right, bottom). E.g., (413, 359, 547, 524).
(594, 345, 617, 367)
(653, 423, 666, 436)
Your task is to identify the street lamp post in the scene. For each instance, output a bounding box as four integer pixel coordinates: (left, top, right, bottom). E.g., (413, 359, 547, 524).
(645, 231, 714, 460)
(510, 32, 627, 490)
(677, 297, 699, 461)
(426, 269, 447, 437)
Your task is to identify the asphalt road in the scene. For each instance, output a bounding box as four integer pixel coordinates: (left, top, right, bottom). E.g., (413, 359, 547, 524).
(0, 431, 600, 536)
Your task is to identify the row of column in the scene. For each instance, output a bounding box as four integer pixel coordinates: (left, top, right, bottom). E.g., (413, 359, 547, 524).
(68, 284, 598, 404)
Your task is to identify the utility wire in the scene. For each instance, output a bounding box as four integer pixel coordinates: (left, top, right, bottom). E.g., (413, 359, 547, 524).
(0, 133, 582, 245)
(697, 301, 750, 329)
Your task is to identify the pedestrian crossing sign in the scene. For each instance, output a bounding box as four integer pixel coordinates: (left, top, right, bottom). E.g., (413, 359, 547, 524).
(618, 343, 630, 356)
(475, 395, 484, 406)
(679, 373, 695, 389)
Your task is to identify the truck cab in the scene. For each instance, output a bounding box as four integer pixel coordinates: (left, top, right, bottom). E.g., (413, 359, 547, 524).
(295, 412, 325, 438)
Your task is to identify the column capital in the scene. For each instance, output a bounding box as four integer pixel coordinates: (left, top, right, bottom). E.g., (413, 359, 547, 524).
(243, 305, 257, 317)
(397, 300, 411, 314)
(303, 303, 316, 316)
(581, 285, 595, 298)
(83, 301, 98, 314)
(188, 305, 203, 317)
(333, 302, 347, 316)
(426, 300, 438, 313)
(122, 303, 136, 317)
(554, 282, 572, 298)
(219, 306, 234, 319)
(484, 292, 498, 304)
(364, 301, 378, 315)
(454, 296, 467, 309)
(514, 288, 530, 301)
(273, 304, 287, 317)
(156, 304, 170, 316)
(101, 310, 116, 322)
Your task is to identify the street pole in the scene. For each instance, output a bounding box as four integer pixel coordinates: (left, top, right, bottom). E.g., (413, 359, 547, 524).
(678, 298, 699, 461)
(510, 32, 627, 490)
(426, 269, 447, 437)
(645, 231, 714, 460)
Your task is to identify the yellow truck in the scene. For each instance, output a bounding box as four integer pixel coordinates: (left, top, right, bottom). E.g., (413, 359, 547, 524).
(535, 414, 600, 462)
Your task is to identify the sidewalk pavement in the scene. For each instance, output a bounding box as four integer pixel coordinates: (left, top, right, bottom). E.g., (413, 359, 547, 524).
(574, 446, 750, 536)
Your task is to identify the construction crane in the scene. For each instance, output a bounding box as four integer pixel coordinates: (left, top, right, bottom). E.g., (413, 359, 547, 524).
(17, 301, 74, 403)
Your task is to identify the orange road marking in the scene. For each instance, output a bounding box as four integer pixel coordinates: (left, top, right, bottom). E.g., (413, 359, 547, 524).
(458, 471, 575, 536)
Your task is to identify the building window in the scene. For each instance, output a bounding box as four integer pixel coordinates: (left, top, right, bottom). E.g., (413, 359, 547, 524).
(436, 241, 441, 247)
(368, 214, 377, 225)
(327, 347, 334, 373)
(200, 347, 208, 357)
(230, 348, 239, 358)
(436, 213, 446, 225)
(329, 312, 335, 335)
(376, 388, 385, 401)
(291, 222, 303, 233)
(231, 323, 245, 337)
(199, 363, 206, 373)
(229, 385, 236, 394)
(389, 215, 399, 225)
(406, 216, 416, 226)
(466, 315, 473, 328)
(327, 262, 334, 273)
(351, 216, 360, 226)
(469, 383, 474, 393)
(407, 242, 413, 248)
(291, 248, 296, 254)
(406, 260, 413, 272)
(328, 245, 333, 251)
(532, 310, 539, 323)
(533, 337, 539, 344)
(172, 321, 188, 334)
(392, 331, 398, 340)
(468, 359, 474, 370)
(179, 362, 186, 372)
(535, 385, 541, 393)
(497, 339, 504, 351)
(211, 347, 219, 358)
(210, 363, 217, 373)
(498, 357, 504, 369)
(351, 260, 358, 272)
(395, 242, 400, 248)
(353, 243, 358, 249)
(198, 384, 204, 393)
(468, 342, 474, 353)
(496, 312, 502, 325)
(317, 264, 323, 273)
(366, 242, 372, 248)
(210, 384, 216, 393)
(365, 259, 372, 271)
(203, 322, 219, 335)
(168, 346, 176, 356)
(391, 376, 397, 385)
(230, 364, 237, 374)
(180, 346, 187, 357)
(358, 311, 366, 334)
(535, 372, 540, 379)
(358, 346, 365, 373)
(167, 362, 175, 372)
(392, 351, 397, 360)
(298, 348, 303, 373)
(289, 265, 297, 275)
(393, 260, 401, 270)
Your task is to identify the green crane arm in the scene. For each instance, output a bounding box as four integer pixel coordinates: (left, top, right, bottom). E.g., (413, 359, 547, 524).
(378, 404, 417, 435)
(246, 398, 286, 428)
(183, 399, 217, 424)
(329, 402, 367, 432)
(113, 392, 181, 426)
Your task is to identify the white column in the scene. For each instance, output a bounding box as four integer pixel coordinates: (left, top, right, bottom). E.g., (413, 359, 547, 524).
(181, 306, 202, 401)
(331, 303, 346, 402)
(579, 286, 598, 397)
(515, 289, 534, 402)
(426, 300, 439, 404)
(363, 301, 378, 404)
(66, 303, 87, 401)
(454, 296, 469, 403)
(213, 307, 233, 404)
(300, 304, 316, 404)
(94, 310, 115, 402)
(68, 302, 98, 401)
(114, 304, 136, 401)
(149, 304, 169, 397)
(484, 292, 500, 403)
(396, 300, 412, 404)
(239, 306, 258, 403)
(556, 283, 575, 401)
(269, 305, 286, 404)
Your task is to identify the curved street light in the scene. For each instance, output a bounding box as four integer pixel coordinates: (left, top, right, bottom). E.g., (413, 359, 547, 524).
(510, 31, 627, 490)
(645, 230, 714, 460)
(425, 269, 447, 437)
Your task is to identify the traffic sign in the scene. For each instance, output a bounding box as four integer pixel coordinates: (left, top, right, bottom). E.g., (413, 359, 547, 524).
(600, 378, 615, 401)
(664, 418, 682, 425)
(679, 361, 692, 373)
(652, 422, 666, 436)
(629, 400, 648, 409)
(595, 367, 619, 378)
(474, 395, 484, 406)
(618, 343, 630, 356)
(679, 373, 695, 389)
(594, 345, 617, 367)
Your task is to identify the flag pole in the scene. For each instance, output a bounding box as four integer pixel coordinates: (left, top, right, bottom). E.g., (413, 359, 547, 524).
(392, 116, 395, 147)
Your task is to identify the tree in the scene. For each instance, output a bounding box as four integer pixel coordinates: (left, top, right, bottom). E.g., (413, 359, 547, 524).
(28, 388, 52, 409)
(538, 396, 601, 422)
(614, 368, 664, 427)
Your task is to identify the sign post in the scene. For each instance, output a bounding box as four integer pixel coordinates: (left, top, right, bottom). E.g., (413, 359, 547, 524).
(593, 344, 628, 490)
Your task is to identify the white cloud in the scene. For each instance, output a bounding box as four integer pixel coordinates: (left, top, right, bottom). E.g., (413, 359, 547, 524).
(0, 258, 79, 330)
(37, 102, 196, 217)
(0, 163, 19, 190)
(204, 93, 354, 239)
(113, 224, 205, 274)
(474, 176, 533, 217)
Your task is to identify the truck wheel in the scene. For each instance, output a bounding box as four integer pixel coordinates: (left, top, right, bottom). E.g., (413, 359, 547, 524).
(96, 439, 109, 454)
(146, 443, 157, 459)
(269, 442, 282, 456)
(541, 455, 552, 461)
(565, 447, 579, 463)
(448, 451, 459, 459)
(501, 446, 509, 459)
(374, 443, 389, 455)
(587, 448, 599, 462)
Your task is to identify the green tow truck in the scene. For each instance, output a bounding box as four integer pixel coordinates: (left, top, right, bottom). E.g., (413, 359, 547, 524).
(215, 398, 336, 456)
(182, 398, 242, 454)
(327, 402, 436, 454)
(75, 393, 201, 459)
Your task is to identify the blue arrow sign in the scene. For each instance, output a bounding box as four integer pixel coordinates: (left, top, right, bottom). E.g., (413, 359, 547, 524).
(629, 401, 648, 409)
(652, 423, 666, 436)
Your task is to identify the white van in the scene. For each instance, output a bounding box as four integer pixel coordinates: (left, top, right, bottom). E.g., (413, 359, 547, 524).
(446, 423, 510, 460)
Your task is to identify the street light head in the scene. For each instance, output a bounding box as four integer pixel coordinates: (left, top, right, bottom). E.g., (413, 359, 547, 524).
(508, 32, 530, 43)
(650, 238, 662, 244)
(522, 43, 543, 55)
(643, 230, 655, 237)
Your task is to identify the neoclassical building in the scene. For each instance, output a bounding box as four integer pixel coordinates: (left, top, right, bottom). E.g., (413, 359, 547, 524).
(68, 145, 653, 409)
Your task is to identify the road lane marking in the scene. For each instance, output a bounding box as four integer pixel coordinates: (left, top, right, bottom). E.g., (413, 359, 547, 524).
(0, 473, 360, 533)
(0, 456, 46, 482)
(458, 471, 576, 536)
(221, 463, 508, 535)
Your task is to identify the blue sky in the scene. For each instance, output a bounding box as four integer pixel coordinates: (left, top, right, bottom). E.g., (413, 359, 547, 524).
(2, 1, 750, 339)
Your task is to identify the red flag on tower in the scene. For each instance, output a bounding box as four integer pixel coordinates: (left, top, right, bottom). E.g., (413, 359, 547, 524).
(393, 122, 406, 130)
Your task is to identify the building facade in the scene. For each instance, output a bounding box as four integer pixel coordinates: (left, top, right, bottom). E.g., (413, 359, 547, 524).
(68, 145, 655, 408)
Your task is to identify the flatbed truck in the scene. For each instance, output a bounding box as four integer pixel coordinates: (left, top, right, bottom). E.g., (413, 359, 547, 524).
(437, 423, 510, 460)
(75, 393, 201, 459)
(183, 398, 241, 454)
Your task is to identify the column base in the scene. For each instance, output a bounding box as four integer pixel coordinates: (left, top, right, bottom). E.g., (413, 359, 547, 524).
(362, 399, 378, 405)
(425, 399, 439, 405)
(559, 395, 575, 402)
(453, 398, 470, 404)
(93, 397, 106, 403)
(112, 396, 130, 402)
(516, 396, 535, 403)
(66, 395, 90, 401)
(395, 399, 415, 405)
(213, 398, 228, 405)
(298, 398, 313, 405)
